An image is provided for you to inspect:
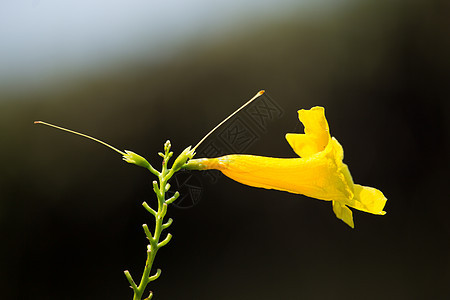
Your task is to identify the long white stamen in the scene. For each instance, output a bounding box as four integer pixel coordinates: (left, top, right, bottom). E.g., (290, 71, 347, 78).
(192, 90, 265, 151)
(34, 121, 125, 155)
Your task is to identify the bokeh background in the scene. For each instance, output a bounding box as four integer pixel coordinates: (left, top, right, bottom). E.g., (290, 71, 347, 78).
(1, 0, 449, 299)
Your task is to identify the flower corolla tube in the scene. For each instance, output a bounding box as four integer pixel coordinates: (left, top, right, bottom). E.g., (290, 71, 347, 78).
(186, 107, 387, 228)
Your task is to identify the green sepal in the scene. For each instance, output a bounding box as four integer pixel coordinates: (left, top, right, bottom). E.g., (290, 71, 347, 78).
(171, 146, 195, 172)
(123, 150, 151, 169)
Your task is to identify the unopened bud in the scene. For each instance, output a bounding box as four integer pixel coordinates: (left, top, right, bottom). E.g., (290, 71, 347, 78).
(171, 146, 195, 172)
(123, 150, 151, 169)
(164, 140, 171, 152)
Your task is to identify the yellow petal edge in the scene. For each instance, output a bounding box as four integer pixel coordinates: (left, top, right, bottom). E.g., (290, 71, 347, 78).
(186, 106, 387, 228)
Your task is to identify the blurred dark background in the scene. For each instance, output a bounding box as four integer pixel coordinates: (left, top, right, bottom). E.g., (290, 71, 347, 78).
(1, 0, 449, 299)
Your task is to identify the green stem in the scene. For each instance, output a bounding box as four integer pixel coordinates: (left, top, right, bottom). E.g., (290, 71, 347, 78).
(127, 142, 176, 300)
(33, 121, 182, 299)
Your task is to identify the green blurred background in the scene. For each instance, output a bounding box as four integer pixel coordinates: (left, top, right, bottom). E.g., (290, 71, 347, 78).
(1, 0, 449, 299)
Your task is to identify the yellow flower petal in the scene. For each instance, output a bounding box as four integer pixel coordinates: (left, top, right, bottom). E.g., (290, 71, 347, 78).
(185, 106, 387, 228)
(332, 201, 355, 228)
(286, 107, 329, 158)
(351, 184, 387, 215)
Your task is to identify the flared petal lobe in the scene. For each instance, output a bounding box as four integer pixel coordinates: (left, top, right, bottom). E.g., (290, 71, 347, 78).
(332, 201, 355, 228)
(286, 107, 330, 158)
(351, 185, 387, 215)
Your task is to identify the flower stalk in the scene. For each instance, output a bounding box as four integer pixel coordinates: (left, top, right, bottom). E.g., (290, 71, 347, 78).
(124, 140, 179, 300)
(34, 121, 193, 299)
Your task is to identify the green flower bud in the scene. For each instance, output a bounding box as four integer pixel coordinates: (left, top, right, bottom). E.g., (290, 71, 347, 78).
(164, 140, 171, 153)
(123, 150, 151, 169)
(171, 146, 195, 172)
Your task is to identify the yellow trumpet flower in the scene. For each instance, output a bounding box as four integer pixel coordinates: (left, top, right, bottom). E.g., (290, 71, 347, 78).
(186, 106, 387, 228)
